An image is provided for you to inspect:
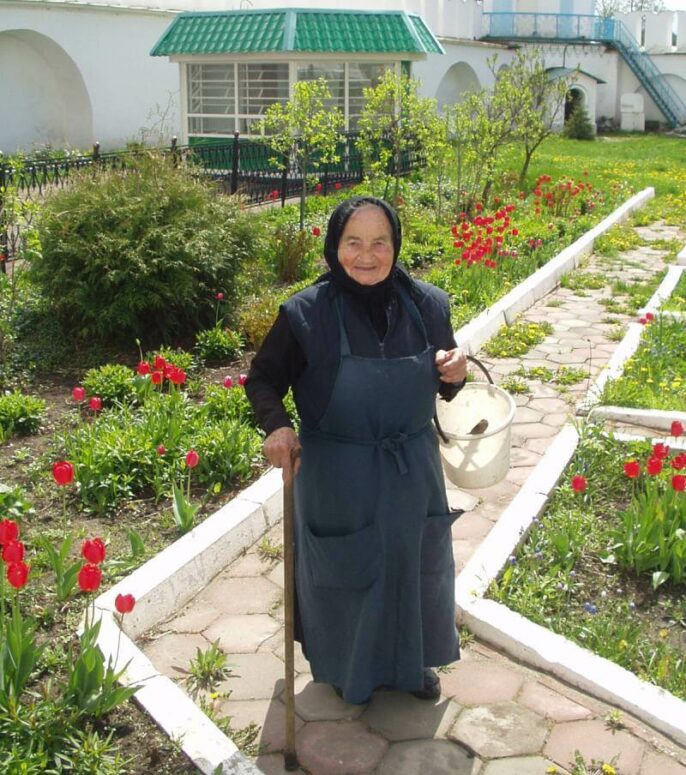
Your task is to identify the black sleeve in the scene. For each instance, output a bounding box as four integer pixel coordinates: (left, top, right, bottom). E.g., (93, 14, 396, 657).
(433, 293, 467, 403)
(244, 308, 306, 436)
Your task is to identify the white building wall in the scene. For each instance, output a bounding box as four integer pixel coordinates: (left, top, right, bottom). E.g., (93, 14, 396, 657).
(0, 2, 180, 154)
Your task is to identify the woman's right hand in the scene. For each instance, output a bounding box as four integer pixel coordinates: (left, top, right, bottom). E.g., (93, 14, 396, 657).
(263, 426, 301, 483)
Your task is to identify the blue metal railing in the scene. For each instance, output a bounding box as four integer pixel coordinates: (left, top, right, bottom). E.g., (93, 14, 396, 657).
(481, 12, 686, 128)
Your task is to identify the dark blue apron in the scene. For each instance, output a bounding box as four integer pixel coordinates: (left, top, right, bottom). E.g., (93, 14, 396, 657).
(294, 286, 460, 704)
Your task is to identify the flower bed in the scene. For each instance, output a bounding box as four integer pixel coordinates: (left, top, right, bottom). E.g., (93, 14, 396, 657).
(487, 427, 686, 701)
(599, 309, 686, 411)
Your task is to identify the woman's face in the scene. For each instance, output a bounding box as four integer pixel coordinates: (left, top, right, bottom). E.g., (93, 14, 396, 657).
(337, 205, 394, 286)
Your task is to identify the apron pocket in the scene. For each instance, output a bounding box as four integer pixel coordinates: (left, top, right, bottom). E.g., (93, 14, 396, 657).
(304, 521, 380, 590)
(421, 511, 461, 574)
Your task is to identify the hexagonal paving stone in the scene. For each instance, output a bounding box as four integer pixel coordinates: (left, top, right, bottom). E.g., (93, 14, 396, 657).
(518, 681, 593, 722)
(143, 632, 208, 680)
(512, 421, 559, 439)
(215, 697, 304, 754)
(271, 639, 311, 675)
(509, 447, 544, 468)
(289, 680, 366, 722)
(514, 406, 544, 424)
(253, 752, 307, 774)
(450, 701, 548, 758)
(451, 512, 493, 541)
(361, 690, 461, 742)
(481, 755, 570, 775)
(441, 661, 524, 705)
(163, 599, 221, 634)
(227, 551, 272, 577)
(544, 719, 645, 775)
(194, 576, 282, 615)
(296, 720, 388, 775)
(377, 739, 479, 775)
(217, 652, 287, 701)
(528, 397, 570, 414)
(506, 465, 537, 486)
(203, 614, 281, 654)
(639, 750, 686, 775)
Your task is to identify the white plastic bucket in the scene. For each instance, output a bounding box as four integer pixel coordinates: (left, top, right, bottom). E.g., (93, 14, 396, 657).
(436, 382, 517, 489)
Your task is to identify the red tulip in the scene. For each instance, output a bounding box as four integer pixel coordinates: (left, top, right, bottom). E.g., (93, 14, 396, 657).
(157, 444, 166, 456)
(89, 396, 102, 412)
(671, 420, 684, 438)
(652, 443, 670, 460)
(186, 450, 200, 469)
(672, 453, 686, 471)
(137, 361, 151, 376)
(115, 593, 136, 614)
(2, 540, 25, 564)
(672, 475, 686, 492)
(52, 461, 75, 487)
(0, 519, 19, 546)
(334, 182, 342, 190)
(571, 475, 587, 493)
(151, 371, 163, 385)
(216, 292, 224, 301)
(315, 183, 323, 192)
(72, 386, 86, 402)
(646, 457, 662, 476)
(169, 367, 187, 385)
(645, 312, 654, 322)
(312, 227, 321, 237)
(82, 537, 106, 565)
(238, 374, 248, 386)
(223, 376, 233, 388)
(7, 561, 29, 589)
(153, 355, 166, 370)
(78, 563, 102, 593)
(624, 460, 640, 479)
(638, 316, 648, 325)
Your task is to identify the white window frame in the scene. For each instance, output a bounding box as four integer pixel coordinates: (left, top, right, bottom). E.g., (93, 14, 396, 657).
(175, 54, 405, 141)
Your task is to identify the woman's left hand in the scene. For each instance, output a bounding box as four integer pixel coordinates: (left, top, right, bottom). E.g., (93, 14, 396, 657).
(435, 348, 468, 384)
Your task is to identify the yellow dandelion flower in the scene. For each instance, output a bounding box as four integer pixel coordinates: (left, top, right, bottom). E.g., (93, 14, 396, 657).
(659, 629, 669, 639)
(619, 639, 629, 650)
(546, 767, 559, 774)
(601, 764, 617, 775)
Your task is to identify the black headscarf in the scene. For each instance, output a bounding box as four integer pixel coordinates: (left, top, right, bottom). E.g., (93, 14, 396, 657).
(322, 196, 402, 299)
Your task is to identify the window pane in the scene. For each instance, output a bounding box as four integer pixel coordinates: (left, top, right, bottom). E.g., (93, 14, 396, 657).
(187, 64, 235, 116)
(188, 116, 235, 135)
(296, 62, 345, 112)
(348, 63, 393, 129)
(238, 63, 289, 116)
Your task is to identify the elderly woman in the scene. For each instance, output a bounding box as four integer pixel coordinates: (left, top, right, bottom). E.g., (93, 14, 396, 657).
(245, 196, 467, 705)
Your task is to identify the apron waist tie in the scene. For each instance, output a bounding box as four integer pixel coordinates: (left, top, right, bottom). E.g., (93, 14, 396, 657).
(300, 424, 431, 476)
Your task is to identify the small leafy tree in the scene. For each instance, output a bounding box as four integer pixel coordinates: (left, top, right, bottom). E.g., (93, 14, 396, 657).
(564, 104, 596, 140)
(259, 78, 344, 231)
(595, 0, 663, 16)
(498, 49, 576, 185)
(357, 71, 440, 202)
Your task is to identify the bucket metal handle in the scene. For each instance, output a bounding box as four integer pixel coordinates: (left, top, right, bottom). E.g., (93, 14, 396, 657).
(434, 355, 494, 444)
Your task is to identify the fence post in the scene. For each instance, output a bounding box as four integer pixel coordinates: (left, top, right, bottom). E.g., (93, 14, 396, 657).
(280, 151, 288, 208)
(231, 131, 240, 195)
(0, 165, 7, 274)
(93, 142, 100, 162)
(171, 135, 178, 167)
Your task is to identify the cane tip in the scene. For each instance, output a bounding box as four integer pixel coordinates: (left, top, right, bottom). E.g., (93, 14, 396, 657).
(284, 751, 299, 771)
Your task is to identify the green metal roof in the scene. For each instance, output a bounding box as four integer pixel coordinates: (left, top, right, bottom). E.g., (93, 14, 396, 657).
(151, 9, 444, 57)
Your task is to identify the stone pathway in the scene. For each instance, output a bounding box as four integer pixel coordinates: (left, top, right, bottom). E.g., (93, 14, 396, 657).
(142, 222, 686, 775)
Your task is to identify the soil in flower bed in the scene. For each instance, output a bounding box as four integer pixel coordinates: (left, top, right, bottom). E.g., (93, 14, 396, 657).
(0, 356, 267, 774)
(487, 428, 686, 700)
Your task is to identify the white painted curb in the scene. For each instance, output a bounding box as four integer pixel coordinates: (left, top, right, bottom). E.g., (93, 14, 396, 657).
(639, 264, 685, 314)
(455, 424, 686, 747)
(677, 243, 686, 266)
(89, 189, 657, 772)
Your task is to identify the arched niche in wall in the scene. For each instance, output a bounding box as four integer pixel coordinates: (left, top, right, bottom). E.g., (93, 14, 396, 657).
(0, 29, 93, 154)
(436, 62, 481, 111)
(565, 85, 587, 122)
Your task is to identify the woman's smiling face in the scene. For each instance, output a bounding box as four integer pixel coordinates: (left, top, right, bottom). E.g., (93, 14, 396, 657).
(337, 205, 395, 286)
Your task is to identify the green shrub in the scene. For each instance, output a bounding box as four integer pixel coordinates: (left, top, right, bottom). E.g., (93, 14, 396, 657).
(32, 154, 255, 344)
(61, 390, 261, 512)
(195, 326, 243, 364)
(240, 278, 312, 349)
(272, 221, 319, 283)
(563, 104, 595, 141)
(147, 346, 195, 373)
(82, 364, 137, 406)
(0, 391, 46, 439)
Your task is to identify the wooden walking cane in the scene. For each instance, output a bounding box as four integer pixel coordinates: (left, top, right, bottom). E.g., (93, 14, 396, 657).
(283, 448, 300, 771)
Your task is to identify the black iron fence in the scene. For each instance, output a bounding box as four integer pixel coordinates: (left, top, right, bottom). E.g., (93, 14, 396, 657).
(0, 131, 424, 271)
